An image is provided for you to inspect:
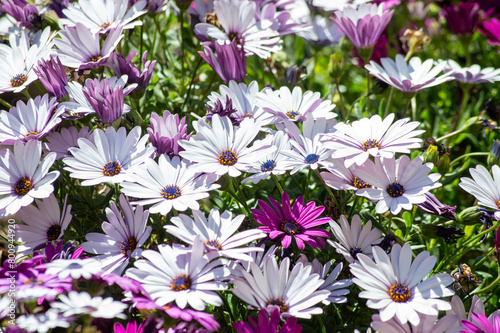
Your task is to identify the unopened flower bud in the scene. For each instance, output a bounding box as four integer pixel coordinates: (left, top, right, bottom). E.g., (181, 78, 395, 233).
(457, 207, 482, 225)
(488, 140, 500, 168)
(437, 155, 450, 176)
(329, 53, 344, 80)
(423, 145, 439, 166)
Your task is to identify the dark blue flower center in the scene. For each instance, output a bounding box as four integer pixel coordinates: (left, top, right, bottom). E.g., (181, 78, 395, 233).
(120, 237, 137, 254)
(218, 149, 238, 166)
(14, 177, 33, 196)
(11, 73, 27, 87)
(267, 298, 288, 313)
(261, 160, 277, 172)
(350, 246, 363, 259)
(286, 111, 300, 119)
(46, 225, 61, 241)
(361, 139, 380, 152)
(161, 185, 181, 200)
(102, 161, 121, 176)
(100, 21, 111, 29)
(242, 113, 253, 119)
(206, 239, 222, 250)
(389, 283, 411, 302)
(171, 274, 191, 291)
(353, 176, 371, 189)
(386, 182, 405, 197)
(24, 277, 43, 286)
(88, 55, 102, 63)
(280, 220, 300, 235)
(67, 262, 83, 269)
(305, 154, 319, 164)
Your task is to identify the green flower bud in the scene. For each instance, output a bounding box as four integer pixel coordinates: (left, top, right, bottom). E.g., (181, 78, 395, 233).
(437, 155, 450, 176)
(328, 53, 343, 80)
(488, 139, 500, 168)
(423, 145, 439, 166)
(421, 224, 439, 239)
(457, 207, 482, 225)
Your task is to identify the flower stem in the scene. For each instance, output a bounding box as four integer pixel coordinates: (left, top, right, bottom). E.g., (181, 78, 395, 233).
(335, 79, 347, 121)
(232, 177, 252, 218)
(447, 85, 470, 139)
(365, 69, 371, 115)
(383, 87, 394, 118)
(271, 174, 284, 194)
(0, 97, 12, 109)
(402, 97, 411, 118)
(314, 169, 340, 209)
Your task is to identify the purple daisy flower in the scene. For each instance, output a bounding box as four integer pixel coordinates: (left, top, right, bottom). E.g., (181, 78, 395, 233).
(333, 3, 393, 51)
(461, 312, 500, 333)
(34, 56, 69, 100)
(107, 51, 157, 92)
(147, 110, 192, 157)
(441, 2, 480, 37)
(199, 40, 246, 83)
(252, 191, 331, 250)
(233, 308, 302, 333)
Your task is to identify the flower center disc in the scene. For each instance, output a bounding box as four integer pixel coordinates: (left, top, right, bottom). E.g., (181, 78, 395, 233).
(353, 176, 371, 189)
(88, 55, 102, 63)
(267, 298, 288, 313)
(261, 160, 276, 172)
(102, 161, 122, 176)
(100, 21, 111, 28)
(25, 131, 39, 137)
(161, 185, 181, 200)
(120, 237, 137, 254)
(305, 153, 319, 164)
(218, 149, 238, 166)
(281, 220, 300, 235)
(497, 200, 500, 210)
(389, 283, 411, 303)
(46, 225, 62, 241)
(350, 246, 363, 259)
(14, 177, 33, 196)
(24, 277, 43, 286)
(242, 113, 253, 119)
(171, 274, 191, 291)
(361, 139, 381, 152)
(206, 239, 222, 250)
(11, 73, 27, 87)
(67, 262, 83, 269)
(386, 182, 405, 197)
(286, 111, 300, 119)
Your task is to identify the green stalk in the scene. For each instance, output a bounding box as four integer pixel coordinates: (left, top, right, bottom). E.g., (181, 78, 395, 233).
(383, 87, 394, 118)
(335, 79, 347, 121)
(271, 174, 284, 194)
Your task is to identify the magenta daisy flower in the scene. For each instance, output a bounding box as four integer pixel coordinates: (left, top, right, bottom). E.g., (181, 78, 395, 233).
(251, 191, 331, 250)
(461, 312, 500, 333)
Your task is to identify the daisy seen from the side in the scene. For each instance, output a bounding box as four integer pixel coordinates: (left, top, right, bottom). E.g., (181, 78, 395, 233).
(232, 256, 330, 319)
(328, 214, 383, 264)
(125, 237, 230, 311)
(252, 191, 331, 250)
(63, 126, 154, 186)
(165, 208, 266, 261)
(16, 194, 72, 256)
(120, 155, 220, 215)
(81, 194, 152, 275)
(51, 291, 127, 319)
(458, 164, 500, 220)
(323, 113, 424, 168)
(44, 126, 92, 160)
(179, 114, 275, 177)
(0, 140, 59, 218)
(350, 243, 454, 326)
(355, 155, 441, 215)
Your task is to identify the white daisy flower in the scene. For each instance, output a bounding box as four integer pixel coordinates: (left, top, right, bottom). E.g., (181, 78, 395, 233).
(179, 114, 275, 177)
(63, 126, 154, 186)
(16, 309, 71, 333)
(355, 155, 441, 215)
(55, 23, 123, 70)
(365, 54, 453, 92)
(232, 256, 330, 319)
(51, 291, 127, 319)
(321, 159, 373, 191)
(241, 131, 292, 184)
(441, 59, 500, 84)
(0, 296, 13, 319)
(297, 15, 344, 47)
(126, 237, 230, 311)
(350, 243, 454, 326)
(296, 254, 353, 305)
(59, 0, 147, 34)
(228, 244, 278, 278)
(458, 164, 500, 220)
(81, 194, 152, 275)
(255, 85, 336, 123)
(120, 155, 220, 215)
(194, 0, 282, 59)
(0, 94, 65, 145)
(165, 208, 266, 261)
(16, 194, 72, 256)
(0, 27, 53, 94)
(280, 114, 336, 174)
(327, 214, 383, 264)
(370, 311, 458, 333)
(323, 113, 424, 168)
(45, 258, 103, 280)
(313, 0, 370, 11)
(0, 140, 59, 218)
(207, 80, 274, 127)
(44, 126, 92, 160)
